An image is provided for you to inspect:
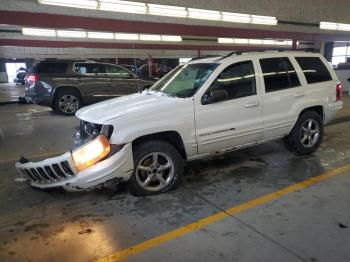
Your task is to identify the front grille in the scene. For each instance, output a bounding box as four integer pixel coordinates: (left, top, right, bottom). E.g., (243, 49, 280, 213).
(16, 154, 76, 184)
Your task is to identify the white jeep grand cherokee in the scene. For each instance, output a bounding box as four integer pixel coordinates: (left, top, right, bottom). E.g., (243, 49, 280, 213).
(16, 51, 343, 195)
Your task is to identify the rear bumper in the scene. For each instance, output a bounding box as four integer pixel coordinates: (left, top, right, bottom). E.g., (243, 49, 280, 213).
(15, 144, 134, 191)
(324, 100, 343, 124)
(25, 82, 53, 106)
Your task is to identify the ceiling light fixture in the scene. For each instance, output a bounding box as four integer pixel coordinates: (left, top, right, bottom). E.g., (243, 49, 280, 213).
(188, 8, 221, 21)
(87, 31, 114, 39)
(320, 21, 350, 31)
(99, 0, 147, 14)
(38, 0, 278, 26)
(22, 27, 183, 42)
(218, 38, 294, 46)
(22, 27, 56, 37)
(56, 30, 87, 38)
(148, 4, 187, 18)
(114, 33, 139, 40)
(37, 0, 98, 9)
(161, 35, 183, 42)
(139, 34, 162, 41)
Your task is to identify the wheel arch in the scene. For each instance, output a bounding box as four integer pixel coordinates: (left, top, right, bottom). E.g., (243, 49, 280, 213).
(52, 85, 84, 107)
(298, 105, 324, 120)
(132, 131, 187, 160)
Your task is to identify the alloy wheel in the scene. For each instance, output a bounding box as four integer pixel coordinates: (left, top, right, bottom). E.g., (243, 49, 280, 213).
(58, 95, 79, 114)
(135, 152, 174, 192)
(300, 119, 320, 148)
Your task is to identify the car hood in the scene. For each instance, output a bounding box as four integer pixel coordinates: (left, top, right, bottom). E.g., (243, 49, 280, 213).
(76, 92, 186, 124)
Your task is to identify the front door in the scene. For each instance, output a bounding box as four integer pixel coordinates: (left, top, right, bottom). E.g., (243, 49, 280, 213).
(104, 64, 139, 96)
(74, 63, 110, 102)
(195, 60, 263, 155)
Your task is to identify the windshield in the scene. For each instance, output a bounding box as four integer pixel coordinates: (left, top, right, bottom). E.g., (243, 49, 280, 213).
(149, 63, 218, 98)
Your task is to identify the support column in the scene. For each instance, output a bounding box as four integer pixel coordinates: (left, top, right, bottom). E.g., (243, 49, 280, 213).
(323, 42, 334, 62)
(0, 59, 7, 83)
(148, 55, 152, 78)
(197, 49, 201, 57)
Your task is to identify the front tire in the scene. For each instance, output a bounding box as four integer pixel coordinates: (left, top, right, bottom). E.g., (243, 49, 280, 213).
(285, 111, 323, 155)
(128, 140, 184, 196)
(54, 89, 82, 116)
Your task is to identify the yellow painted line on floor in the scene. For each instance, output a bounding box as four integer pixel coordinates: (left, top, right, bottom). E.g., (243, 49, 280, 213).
(0, 151, 65, 164)
(96, 163, 350, 262)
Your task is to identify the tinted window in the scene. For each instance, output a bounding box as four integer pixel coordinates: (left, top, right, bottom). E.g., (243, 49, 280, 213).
(105, 65, 131, 77)
(36, 63, 67, 74)
(260, 57, 300, 92)
(75, 63, 105, 74)
(295, 57, 333, 84)
(209, 61, 256, 100)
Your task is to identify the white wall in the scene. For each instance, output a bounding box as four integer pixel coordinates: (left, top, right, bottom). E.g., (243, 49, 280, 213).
(335, 70, 350, 92)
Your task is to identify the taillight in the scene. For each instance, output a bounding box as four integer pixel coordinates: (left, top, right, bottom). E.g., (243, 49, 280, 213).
(27, 74, 40, 83)
(336, 83, 343, 102)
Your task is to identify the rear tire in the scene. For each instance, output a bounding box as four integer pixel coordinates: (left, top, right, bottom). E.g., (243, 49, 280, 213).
(128, 140, 184, 196)
(54, 89, 82, 116)
(285, 111, 323, 155)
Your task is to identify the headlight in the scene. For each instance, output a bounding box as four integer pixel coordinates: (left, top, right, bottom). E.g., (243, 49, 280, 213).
(72, 135, 111, 172)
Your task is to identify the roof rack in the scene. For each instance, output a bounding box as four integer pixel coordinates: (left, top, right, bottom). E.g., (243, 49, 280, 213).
(215, 49, 316, 62)
(190, 55, 220, 61)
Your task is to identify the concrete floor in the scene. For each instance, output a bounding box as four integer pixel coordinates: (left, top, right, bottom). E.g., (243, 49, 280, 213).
(0, 83, 25, 104)
(0, 98, 350, 262)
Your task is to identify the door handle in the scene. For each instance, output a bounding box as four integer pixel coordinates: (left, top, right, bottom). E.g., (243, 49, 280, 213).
(244, 101, 260, 108)
(294, 93, 305, 98)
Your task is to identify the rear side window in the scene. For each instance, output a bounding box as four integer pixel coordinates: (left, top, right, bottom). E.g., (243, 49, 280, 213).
(260, 57, 300, 92)
(74, 63, 105, 74)
(295, 57, 333, 84)
(35, 63, 67, 74)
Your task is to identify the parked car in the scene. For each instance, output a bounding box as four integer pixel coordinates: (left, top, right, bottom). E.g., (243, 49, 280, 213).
(14, 67, 28, 85)
(24, 60, 155, 115)
(119, 64, 139, 75)
(16, 52, 343, 195)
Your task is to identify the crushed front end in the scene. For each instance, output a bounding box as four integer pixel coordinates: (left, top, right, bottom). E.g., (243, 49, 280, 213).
(15, 120, 134, 191)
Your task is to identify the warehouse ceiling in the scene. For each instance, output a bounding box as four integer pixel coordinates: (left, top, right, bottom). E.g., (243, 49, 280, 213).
(1, 0, 350, 58)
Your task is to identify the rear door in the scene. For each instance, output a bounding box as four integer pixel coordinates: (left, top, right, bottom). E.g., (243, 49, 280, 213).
(74, 63, 110, 102)
(104, 64, 139, 96)
(258, 57, 303, 141)
(195, 60, 263, 154)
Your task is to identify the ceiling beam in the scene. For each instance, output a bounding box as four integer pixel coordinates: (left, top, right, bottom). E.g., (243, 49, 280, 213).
(0, 39, 290, 51)
(1, 11, 350, 42)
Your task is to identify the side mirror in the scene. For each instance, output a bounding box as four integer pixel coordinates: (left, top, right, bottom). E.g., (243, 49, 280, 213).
(202, 89, 228, 104)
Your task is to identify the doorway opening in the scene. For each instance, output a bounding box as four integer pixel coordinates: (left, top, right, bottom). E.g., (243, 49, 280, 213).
(5, 63, 26, 83)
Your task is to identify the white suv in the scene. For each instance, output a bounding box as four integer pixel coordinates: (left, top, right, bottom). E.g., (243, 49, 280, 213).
(16, 51, 343, 195)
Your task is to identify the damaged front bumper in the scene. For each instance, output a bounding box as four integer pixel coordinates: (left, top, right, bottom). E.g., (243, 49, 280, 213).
(15, 144, 134, 191)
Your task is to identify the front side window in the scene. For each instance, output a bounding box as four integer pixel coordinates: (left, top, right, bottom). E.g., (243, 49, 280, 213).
(105, 65, 131, 78)
(207, 61, 256, 101)
(150, 63, 218, 98)
(295, 57, 333, 84)
(75, 63, 105, 75)
(260, 57, 300, 92)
